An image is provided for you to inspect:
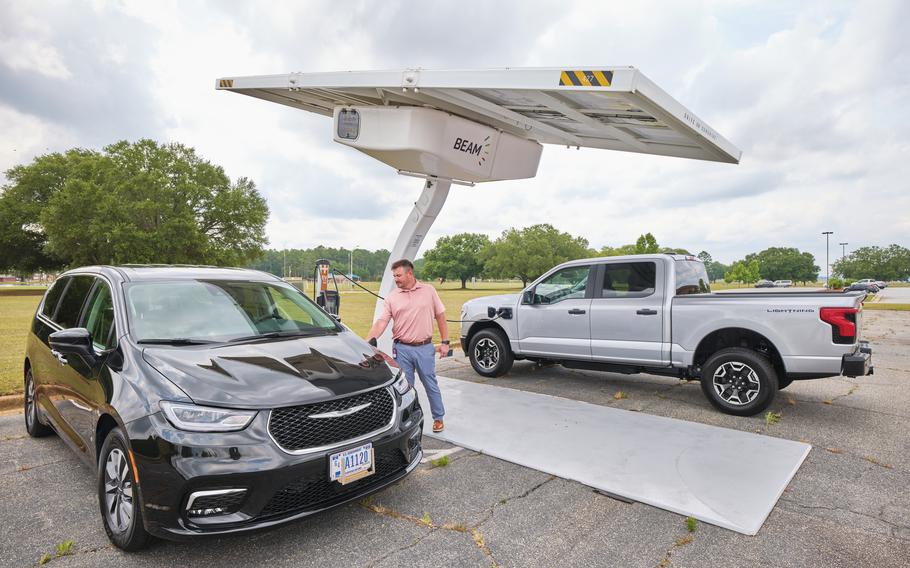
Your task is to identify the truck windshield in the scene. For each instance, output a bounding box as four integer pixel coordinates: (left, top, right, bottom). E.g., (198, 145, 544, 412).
(675, 261, 711, 295)
(125, 280, 340, 343)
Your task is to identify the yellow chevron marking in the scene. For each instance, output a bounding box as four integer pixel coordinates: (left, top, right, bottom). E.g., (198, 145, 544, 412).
(559, 71, 573, 86)
(592, 70, 611, 86)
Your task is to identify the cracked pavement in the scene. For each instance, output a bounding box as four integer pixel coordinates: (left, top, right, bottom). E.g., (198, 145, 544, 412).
(1, 311, 909, 566)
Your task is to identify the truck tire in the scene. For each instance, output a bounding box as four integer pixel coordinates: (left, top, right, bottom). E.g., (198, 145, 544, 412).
(700, 347, 778, 416)
(468, 328, 514, 377)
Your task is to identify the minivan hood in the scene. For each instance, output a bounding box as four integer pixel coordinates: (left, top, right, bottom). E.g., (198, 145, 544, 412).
(141, 331, 395, 409)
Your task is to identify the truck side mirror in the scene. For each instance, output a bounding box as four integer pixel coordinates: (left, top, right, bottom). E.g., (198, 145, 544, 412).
(522, 290, 536, 305)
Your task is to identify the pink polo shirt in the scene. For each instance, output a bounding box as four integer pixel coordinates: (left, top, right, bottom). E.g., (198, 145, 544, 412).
(375, 282, 445, 343)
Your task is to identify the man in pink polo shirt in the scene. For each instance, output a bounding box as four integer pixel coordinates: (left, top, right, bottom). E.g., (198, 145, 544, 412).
(366, 259, 449, 432)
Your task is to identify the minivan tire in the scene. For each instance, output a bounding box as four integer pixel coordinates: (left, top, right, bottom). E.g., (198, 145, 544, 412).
(700, 347, 778, 416)
(98, 427, 151, 551)
(468, 328, 514, 377)
(24, 368, 53, 438)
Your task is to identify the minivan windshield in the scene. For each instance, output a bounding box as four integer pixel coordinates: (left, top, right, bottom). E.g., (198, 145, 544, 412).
(125, 280, 340, 343)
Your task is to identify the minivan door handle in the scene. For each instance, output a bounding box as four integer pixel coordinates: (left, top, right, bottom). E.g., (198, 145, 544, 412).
(636, 309, 658, 316)
(567, 308, 587, 315)
(51, 349, 68, 366)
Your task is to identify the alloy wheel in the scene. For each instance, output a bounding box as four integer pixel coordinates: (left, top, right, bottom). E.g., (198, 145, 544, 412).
(712, 361, 761, 406)
(473, 338, 500, 372)
(25, 372, 35, 430)
(103, 449, 134, 533)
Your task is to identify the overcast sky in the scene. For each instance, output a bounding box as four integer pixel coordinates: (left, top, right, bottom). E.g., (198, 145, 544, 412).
(1, 0, 907, 267)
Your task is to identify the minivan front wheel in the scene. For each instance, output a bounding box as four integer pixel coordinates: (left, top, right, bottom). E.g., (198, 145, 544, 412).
(24, 368, 53, 438)
(98, 428, 151, 551)
(700, 347, 778, 416)
(468, 328, 514, 377)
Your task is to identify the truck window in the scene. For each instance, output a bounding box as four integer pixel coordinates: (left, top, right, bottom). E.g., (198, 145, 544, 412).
(534, 266, 590, 304)
(675, 261, 711, 295)
(54, 275, 96, 328)
(601, 262, 656, 298)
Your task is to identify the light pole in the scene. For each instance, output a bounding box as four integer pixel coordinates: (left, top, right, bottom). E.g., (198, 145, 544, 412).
(838, 242, 848, 276)
(822, 231, 833, 288)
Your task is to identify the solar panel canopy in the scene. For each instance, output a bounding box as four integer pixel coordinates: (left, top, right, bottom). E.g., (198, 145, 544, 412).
(216, 67, 741, 164)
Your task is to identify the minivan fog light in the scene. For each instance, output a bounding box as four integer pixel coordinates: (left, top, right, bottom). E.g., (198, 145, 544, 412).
(161, 401, 257, 432)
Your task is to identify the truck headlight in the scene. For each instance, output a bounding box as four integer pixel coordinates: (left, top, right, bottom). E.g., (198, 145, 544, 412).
(160, 401, 257, 432)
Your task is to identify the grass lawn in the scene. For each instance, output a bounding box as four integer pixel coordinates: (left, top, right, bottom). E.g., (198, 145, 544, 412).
(0, 295, 40, 395)
(863, 303, 910, 311)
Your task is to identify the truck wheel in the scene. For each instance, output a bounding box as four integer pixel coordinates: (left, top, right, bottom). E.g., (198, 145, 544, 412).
(700, 347, 778, 416)
(468, 329, 514, 377)
(98, 427, 151, 551)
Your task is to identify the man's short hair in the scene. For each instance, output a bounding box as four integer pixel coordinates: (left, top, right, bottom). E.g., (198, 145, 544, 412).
(391, 259, 414, 272)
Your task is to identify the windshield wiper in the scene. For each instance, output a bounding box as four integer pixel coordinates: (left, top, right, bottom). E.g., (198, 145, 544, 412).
(137, 338, 219, 345)
(228, 330, 332, 343)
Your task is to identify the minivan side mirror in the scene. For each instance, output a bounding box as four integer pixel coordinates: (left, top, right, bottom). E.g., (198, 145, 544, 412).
(522, 290, 536, 305)
(49, 328, 96, 365)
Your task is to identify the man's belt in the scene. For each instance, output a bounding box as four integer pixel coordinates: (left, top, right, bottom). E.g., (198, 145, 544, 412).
(394, 338, 433, 347)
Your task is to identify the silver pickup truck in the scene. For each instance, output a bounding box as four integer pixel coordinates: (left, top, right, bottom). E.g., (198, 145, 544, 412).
(459, 254, 873, 415)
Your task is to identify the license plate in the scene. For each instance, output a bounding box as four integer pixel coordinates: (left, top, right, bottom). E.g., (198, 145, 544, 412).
(329, 442, 375, 485)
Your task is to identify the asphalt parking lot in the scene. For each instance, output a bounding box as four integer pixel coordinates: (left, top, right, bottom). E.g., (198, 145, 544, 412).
(1, 311, 908, 567)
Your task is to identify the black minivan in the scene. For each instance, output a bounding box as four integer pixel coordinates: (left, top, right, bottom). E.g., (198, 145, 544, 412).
(24, 265, 423, 550)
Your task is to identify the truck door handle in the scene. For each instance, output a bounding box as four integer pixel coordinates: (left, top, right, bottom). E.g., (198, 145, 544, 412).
(636, 309, 658, 316)
(567, 308, 586, 315)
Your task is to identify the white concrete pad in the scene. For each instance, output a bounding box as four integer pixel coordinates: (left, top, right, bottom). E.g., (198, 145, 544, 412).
(418, 377, 810, 535)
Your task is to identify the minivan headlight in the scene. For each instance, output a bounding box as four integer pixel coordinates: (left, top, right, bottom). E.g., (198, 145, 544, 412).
(393, 374, 411, 395)
(160, 401, 257, 432)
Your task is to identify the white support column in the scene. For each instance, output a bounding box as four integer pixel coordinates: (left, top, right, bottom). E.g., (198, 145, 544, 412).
(373, 178, 451, 353)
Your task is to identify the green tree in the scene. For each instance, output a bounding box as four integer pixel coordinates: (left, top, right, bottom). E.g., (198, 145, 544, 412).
(483, 224, 590, 286)
(726, 260, 761, 285)
(697, 251, 713, 264)
(1, 140, 269, 269)
(0, 151, 84, 274)
(422, 232, 491, 288)
(833, 245, 910, 281)
(634, 232, 660, 254)
(599, 244, 637, 257)
(744, 247, 819, 283)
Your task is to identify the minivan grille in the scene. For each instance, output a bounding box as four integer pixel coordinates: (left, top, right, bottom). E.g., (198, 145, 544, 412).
(259, 448, 408, 519)
(268, 387, 395, 452)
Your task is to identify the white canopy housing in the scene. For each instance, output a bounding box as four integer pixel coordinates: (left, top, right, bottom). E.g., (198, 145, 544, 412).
(217, 67, 741, 164)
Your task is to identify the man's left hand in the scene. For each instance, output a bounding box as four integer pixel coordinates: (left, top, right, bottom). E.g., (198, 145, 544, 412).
(437, 343, 450, 357)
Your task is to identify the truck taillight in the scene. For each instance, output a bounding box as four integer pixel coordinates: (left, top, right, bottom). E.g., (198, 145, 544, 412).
(820, 307, 857, 344)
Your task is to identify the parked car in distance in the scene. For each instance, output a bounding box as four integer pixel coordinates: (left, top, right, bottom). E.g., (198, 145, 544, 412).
(844, 282, 880, 293)
(25, 266, 423, 550)
(856, 278, 886, 289)
(773, 280, 793, 287)
(754, 280, 775, 288)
